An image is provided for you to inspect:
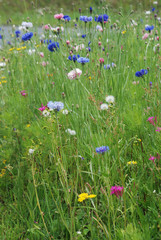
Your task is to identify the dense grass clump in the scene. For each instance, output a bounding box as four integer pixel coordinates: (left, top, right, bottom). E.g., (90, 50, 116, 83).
(0, 3, 161, 240)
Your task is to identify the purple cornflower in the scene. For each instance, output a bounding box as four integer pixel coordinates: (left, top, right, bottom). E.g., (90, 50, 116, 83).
(96, 146, 109, 154)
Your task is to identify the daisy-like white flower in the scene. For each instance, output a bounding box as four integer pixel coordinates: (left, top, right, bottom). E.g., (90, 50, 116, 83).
(62, 109, 69, 115)
(21, 21, 33, 28)
(65, 129, 76, 135)
(29, 149, 35, 154)
(100, 103, 108, 110)
(42, 110, 51, 117)
(105, 95, 115, 104)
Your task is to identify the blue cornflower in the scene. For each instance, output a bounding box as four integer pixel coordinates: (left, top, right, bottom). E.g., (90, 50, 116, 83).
(77, 57, 90, 64)
(43, 39, 52, 44)
(22, 32, 33, 41)
(145, 25, 154, 32)
(47, 101, 64, 111)
(63, 15, 71, 21)
(68, 54, 80, 62)
(88, 41, 91, 46)
(104, 63, 115, 69)
(135, 69, 148, 77)
(82, 34, 86, 38)
(15, 30, 21, 38)
(80, 16, 93, 22)
(95, 14, 108, 23)
(0, 34, 2, 39)
(96, 146, 109, 154)
(48, 42, 59, 52)
(152, 7, 155, 12)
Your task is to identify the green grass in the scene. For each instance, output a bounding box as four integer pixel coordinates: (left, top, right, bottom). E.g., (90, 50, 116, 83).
(0, 3, 161, 240)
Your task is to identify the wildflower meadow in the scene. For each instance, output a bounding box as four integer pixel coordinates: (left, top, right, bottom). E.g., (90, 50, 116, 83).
(0, 1, 161, 239)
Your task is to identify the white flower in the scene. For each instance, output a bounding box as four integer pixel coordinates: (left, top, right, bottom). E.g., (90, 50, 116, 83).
(153, 190, 156, 193)
(75, 44, 85, 52)
(106, 38, 109, 43)
(100, 103, 108, 110)
(22, 21, 33, 28)
(77, 231, 81, 235)
(68, 68, 82, 80)
(29, 149, 35, 154)
(145, 11, 151, 15)
(105, 95, 115, 104)
(153, 1, 158, 5)
(42, 110, 51, 117)
(62, 109, 69, 115)
(28, 49, 36, 55)
(0, 62, 6, 67)
(65, 128, 76, 135)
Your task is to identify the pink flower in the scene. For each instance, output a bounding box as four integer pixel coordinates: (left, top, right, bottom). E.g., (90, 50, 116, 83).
(99, 58, 104, 64)
(98, 41, 101, 46)
(67, 68, 82, 80)
(39, 104, 46, 112)
(40, 52, 44, 58)
(20, 90, 27, 97)
(42, 61, 49, 66)
(110, 186, 124, 198)
(43, 25, 50, 30)
(121, 45, 123, 50)
(156, 127, 161, 132)
(147, 116, 157, 126)
(54, 13, 64, 20)
(66, 40, 70, 45)
(142, 33, 149, 40)
(149, 155, 156, 163)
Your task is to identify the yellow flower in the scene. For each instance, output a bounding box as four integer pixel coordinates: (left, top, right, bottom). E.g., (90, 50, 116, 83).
(16, 48, 22, 51)
(2, 81, 7, 83)
(9, 48, 15, 51)
(1, 76, 6, 79)
(26, 124, 31, 128)
(88, 76, 91, 80)
(127, 161, 137, 165)
(122, 30, 126, 34)
(0, 82, 1, 85)
(78, 193, 96, 202)
(21, 46, 26, 50)
(3, 160, 7, 164)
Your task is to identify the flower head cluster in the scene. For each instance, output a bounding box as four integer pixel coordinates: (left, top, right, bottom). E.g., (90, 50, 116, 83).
(22, 32, 33, 41)
(65, 129, 76, 135)
(96, 146, 109, 154)
(145, 25, 154, 32)
(95, 14, 108, 23)
(63, 15, 71, 21)
(127, 161, 137, 165)
(48, 42, 59, 52)
(104, 63, 116, 69)
(78, 193, 96, 202)
(47, 101, 64, 111)
(68, 68, 82, 80)
(110, 186, 124, 198)
(15, 30, 21, 38)
(80, 16, 93, 22)
(77, 57, 89, 64)
(135, 69, 148, 77)
(54, 13, 64, 19)
(68, 55, 80, 62)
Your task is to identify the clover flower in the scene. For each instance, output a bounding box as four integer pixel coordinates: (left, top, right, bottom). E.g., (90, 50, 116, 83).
(48, 42, 59, 52)
(78, 193, 96, 202)
(95, 14, 108, 23)
(67, 68, 82, 80)
(135, 69, 148, 77)
(47, 101, 64, 111)
(22, 32, 33, 41)
(96, 146, 109, 154)
(110, 186, 124, 198)
(77, 57, 89, 64)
